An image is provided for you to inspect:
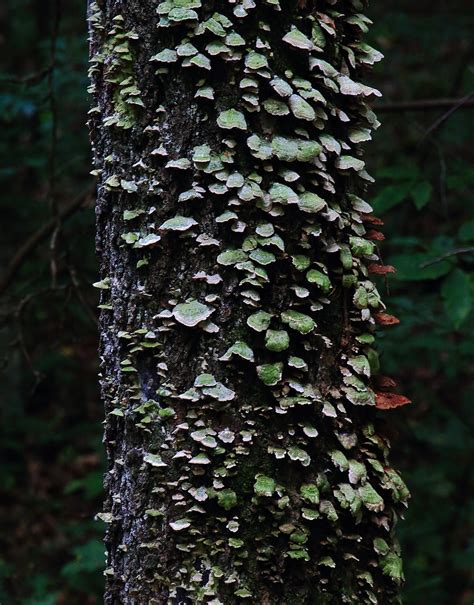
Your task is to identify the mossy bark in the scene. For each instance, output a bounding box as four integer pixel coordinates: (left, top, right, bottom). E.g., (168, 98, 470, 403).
(88, 1, 408, 603)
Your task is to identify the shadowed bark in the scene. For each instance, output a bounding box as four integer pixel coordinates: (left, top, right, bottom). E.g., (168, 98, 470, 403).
(88, 1, 409, 603)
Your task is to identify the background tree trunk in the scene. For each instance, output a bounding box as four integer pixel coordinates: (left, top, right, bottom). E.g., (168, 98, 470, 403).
(88, 0, 409, 603)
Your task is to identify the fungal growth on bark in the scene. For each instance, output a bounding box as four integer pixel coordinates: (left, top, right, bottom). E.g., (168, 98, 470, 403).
(88, 0, 409, 603)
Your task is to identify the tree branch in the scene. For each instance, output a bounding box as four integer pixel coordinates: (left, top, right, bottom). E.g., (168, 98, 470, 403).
(421, 92, 474, 140)
(0, 189, 93, 296)
(420, 247, 474, 268)
(375, 97, 474, 112)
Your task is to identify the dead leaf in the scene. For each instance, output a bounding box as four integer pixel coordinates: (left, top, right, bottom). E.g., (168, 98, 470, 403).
(374, 312, 400, 325)
(364, 215, 384, 226)
(376, 392, 412, 410)
(375, 375, 398, 389)
(366, 229, 385, 241)
(368, 263, 396, 275)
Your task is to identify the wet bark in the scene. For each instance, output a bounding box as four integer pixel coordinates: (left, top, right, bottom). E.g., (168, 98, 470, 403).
(88, 1, 408, 603)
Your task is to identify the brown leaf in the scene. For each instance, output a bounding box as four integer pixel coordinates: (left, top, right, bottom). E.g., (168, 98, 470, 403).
(368, 263, 396, 275)
(366, 229, 385, 241)
(317, 12, 336, 29)
(364, 215, 384, 226)
(374, 312, 400, 325)
(376, 392, 412, 410)
(375, 375, 398, 389)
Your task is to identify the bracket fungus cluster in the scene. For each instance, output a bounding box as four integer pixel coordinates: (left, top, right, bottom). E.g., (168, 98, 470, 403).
(89, 0, 410, 602)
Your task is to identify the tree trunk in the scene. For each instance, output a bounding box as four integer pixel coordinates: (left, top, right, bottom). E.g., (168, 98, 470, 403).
(88, 1, 409, 603)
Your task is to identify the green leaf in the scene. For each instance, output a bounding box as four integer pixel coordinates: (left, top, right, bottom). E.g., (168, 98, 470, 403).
(61, 539, 104, 578)
(372, 183, 409, 213)
(411, 181, 432, 210)
(458, 220, 474, 242)
(441, 268, 472, 328)
(391, 252, 451, 281)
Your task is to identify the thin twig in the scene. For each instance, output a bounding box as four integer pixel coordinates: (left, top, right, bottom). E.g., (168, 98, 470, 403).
(0, 65, 53, 85)
(0, 189, 93, 296)
(48, 0, 62, 287)
(13, 285, 67, 389)
(68, 265, 99, 326)
(420, 247, 474, 268)
(421, 91, 474, 141)
(375, 97, 474, 112)
(437, 146, 448, 215)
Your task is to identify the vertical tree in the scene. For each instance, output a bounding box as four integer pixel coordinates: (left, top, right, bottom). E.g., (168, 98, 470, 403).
(88, 0, 409, 603)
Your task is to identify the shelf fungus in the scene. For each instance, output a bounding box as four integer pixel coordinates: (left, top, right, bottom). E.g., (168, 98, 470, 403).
(89, 0, 410, 602)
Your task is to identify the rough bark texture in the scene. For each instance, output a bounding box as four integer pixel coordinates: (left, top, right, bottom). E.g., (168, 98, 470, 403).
(88, 1, 409, 603)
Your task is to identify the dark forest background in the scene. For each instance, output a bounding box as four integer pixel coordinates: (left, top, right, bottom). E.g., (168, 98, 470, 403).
(0, 1, 473, 603)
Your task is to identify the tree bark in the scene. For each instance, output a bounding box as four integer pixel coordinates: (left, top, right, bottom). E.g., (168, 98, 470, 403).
(88, 1, 409, 603)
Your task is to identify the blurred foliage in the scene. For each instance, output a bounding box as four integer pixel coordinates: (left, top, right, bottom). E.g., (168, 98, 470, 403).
(368, 3, 474, 603)
(0, 0, 472, 604)
(0, 0, 102, 603)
